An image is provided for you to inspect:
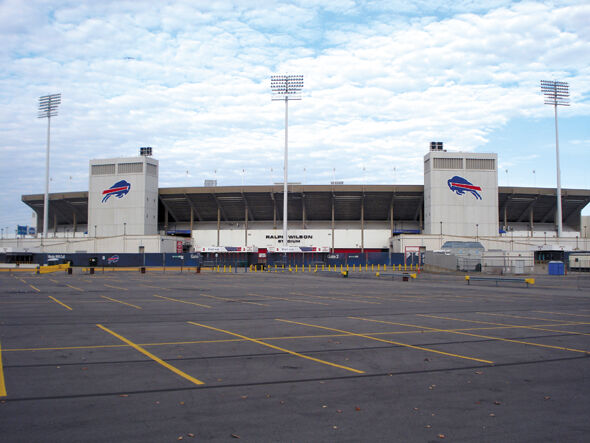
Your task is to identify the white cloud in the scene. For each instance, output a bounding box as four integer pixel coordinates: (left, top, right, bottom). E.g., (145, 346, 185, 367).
(1, 0, 589, 228)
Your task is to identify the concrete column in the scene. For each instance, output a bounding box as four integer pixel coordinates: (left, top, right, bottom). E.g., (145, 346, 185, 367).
(529, 207, 534, 237)
(360, 199, 364, 253)
(419, 206, 423, 233)
(390, 203, 394, 234)
(164, 208, 169, 233)
(53, 213, 57, 235)
(244, 204, 248, 247)
(302, 198, 306, 229)
(190, 206, 194, 233)
(504, 206, 508, 231)
(273, 197, 277, 230)
(73, 211, 77, 238)
(216, 207, 220, 247)
(331, 198, 335, 253)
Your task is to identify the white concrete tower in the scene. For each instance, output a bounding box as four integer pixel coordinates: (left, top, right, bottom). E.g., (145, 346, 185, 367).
(88, 150, 158, 237)
(424, 143, 498, 238)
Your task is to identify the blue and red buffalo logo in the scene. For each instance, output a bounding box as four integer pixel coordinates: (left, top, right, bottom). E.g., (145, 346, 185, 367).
(102, 180, 131, 202)
(107, 255, 119, 264)
(448, 176, 482, 200)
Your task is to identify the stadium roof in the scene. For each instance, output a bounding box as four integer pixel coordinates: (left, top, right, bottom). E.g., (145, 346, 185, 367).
(22, 185, 590, 229)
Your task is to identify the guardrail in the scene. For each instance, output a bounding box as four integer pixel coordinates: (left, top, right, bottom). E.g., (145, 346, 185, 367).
(465, 275, 535, 287)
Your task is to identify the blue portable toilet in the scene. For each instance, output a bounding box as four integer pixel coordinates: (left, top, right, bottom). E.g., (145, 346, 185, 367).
(548, 261, 565, 275)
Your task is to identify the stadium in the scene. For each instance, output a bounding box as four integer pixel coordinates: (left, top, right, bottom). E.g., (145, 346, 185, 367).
(0, 142, 587, 271)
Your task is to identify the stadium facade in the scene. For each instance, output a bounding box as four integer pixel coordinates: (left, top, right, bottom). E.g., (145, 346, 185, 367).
(6, 146, 590, 256)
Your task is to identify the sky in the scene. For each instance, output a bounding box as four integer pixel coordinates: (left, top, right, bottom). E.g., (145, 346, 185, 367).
(1, 0, 589, 233)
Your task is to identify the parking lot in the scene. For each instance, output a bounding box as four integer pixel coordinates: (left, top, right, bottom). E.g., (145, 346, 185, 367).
(1, 270, 589, 441)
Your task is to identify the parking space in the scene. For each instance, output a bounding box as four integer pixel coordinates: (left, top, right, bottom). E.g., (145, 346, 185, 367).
(1, 271, 589, 441)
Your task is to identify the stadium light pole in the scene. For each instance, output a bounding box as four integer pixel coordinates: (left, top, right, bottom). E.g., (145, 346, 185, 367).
(541, 80, 569, 238)
(271, 74, 303, 251)
(38, 93, 61, 240)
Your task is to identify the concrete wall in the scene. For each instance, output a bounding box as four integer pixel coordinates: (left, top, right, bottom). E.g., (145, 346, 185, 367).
(88, 156, 158, 237)
(424, 151, 498, 237)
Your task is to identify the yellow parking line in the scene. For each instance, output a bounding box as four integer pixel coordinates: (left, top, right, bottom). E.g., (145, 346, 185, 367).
(188, 321, 365, 374)
(472, 313, 590, 336)
(248, 293, 329, 306)
(104, 284, 128, 291)
(410, 314, 590, 355)
(101, 296, 142, 309)
(199, 293, 269, 307)
(153, 294, 211, 309)
(290, 292, 381, 305)
(97, 324, 204, 385)
(29, 284, 40, 293)
(278, 319, 493, 364)
(140, 284, 171, 291)
(0, 341, 7, 397)
(66, 284, 84, 292)
(535, 310, 590, 319)
(478, 312, 588, 325)
(48, 296, 72, 311)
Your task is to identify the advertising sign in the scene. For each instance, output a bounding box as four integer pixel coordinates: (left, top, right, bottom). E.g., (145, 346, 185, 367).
(176, 240, 183, 253)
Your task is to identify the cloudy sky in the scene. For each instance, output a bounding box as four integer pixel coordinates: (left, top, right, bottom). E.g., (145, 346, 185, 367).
(1, 0, 589, 232)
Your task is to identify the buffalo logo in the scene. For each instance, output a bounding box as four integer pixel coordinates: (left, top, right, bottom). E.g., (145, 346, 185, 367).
(448, 176, 482, 200)
(107, 255, 119, 264)
(102, 180, 131, 202)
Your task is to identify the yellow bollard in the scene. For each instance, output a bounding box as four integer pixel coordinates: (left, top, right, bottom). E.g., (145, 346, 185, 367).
(384, 264, 387, 271)
(404, 264, 407, 271)
(322, 264, 325, 271)
(359, 264, 362, 272)
(377, 264, 380, 271)
(223, 265, 226, 273)
(353, 264, 356, 272)
(346, 265, 349, 271)
(371, 264, 374, 271)
(315, 265, 318, 272)
(229, 265, 232, 273)
(275, 264, 277, 272)
(340, 265, 343, 272)
(289, 266, 292, 272)
(295, 265, 298, 273)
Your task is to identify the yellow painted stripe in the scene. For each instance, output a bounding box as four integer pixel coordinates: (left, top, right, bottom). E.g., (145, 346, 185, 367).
(140, 284, 170, 291)
(278, 318, 493, 364)
(97, 324, 204, 385)
(153, 294, 211, 309)
(29, 284, 41, 292)
(405, 314, 590, 355)
(248, 293, 329, 306)
(290, 292, 381, 305)
(478, 312, 588, 325)
(535, 310, 590, 319)
(188, 321, 365, 374)
(48, 296, 72, 311)
(199, 293, 269, 307)
(464, 313, 590, 337)
(0, 341, 7, 397)
(101, 296, 142, 309)
(66, 284, 84, 292)
(104, 284, 128, 291)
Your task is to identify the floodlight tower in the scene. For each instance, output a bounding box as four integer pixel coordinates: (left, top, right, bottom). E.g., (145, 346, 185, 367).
(541, 80, 569, 237)
(271, 74, 303, 250)
(38, 93, 61, 239)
